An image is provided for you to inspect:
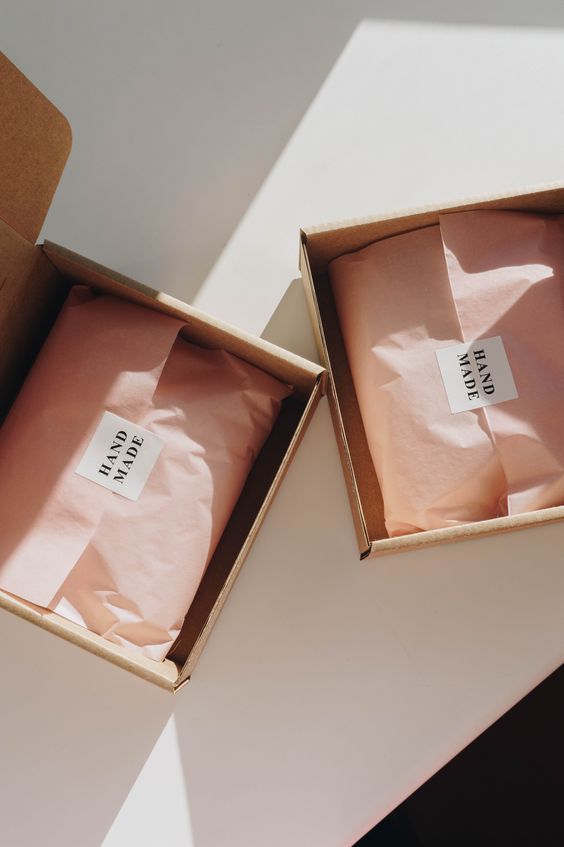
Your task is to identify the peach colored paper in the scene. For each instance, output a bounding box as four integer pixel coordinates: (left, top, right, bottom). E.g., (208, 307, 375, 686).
(330, 211, 564, 536)
(0, 287, 291, 659)
(440, 210, 564, 516)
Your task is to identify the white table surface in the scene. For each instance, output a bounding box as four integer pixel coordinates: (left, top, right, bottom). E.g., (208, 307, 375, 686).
(2, 6, 564, 846)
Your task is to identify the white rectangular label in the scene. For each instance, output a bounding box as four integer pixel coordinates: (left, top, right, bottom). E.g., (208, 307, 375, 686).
(76, 412, 164, 501)
(435, 336, 518, 414)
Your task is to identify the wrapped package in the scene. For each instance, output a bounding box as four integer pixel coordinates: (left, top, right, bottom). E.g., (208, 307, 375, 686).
(0, 286, 291, 659)
(330, 210, 564, 536)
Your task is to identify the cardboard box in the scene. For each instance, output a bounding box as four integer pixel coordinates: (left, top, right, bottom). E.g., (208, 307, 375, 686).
(0, 53, 325, 691)
(300, 184, 564, 559)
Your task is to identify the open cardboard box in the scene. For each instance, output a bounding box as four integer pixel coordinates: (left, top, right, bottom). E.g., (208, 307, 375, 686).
(0, 53, 325, 691)
(300, 183, 564, 559)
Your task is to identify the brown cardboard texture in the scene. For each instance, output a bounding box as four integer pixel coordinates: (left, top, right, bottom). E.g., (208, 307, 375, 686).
(300, 183, 564, 559)
(0, 53, 325, 691)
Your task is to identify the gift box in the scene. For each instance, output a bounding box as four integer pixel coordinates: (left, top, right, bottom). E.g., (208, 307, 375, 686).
(0, 53, 325, 691)
(300, 184, 564, 558)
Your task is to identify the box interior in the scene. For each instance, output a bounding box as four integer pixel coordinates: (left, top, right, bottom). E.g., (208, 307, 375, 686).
(301, 183, 564, 557)
(0, 50, 325, 689)
(0, 228, 323, 689)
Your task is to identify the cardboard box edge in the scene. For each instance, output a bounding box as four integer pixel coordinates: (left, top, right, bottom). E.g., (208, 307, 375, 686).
(43, 240, 324, 388)
(299, 233, 371, 555)
(301, 184, 564, 559)
(175, 373, 324, 685)
(364, 506, 564, 558)
(0, 590, 178, 691)
(300, 179, 564, 239)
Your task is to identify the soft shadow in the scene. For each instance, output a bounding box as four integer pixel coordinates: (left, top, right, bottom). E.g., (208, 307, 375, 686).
(261, 278, 321, 363)
(173, 398, 369, 847)
(171, 265, 564, 847)
(172, 392, 564, 847)
(172, 392, 564, 846)
(8, 4, 564, 309)
(111, 5, 564, 305)
(0, 611, 172, 847)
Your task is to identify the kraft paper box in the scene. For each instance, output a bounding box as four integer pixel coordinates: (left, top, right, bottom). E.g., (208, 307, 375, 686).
(0, 53, 325, 691)
(300, 184, 564, 559)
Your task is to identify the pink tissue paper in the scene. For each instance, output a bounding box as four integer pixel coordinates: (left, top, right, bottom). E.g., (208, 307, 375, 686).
(0, 287, 291, 659)
(330, 210, 564, 536)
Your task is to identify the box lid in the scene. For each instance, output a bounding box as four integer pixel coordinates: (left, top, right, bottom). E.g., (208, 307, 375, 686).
(0, 52, 71, 243)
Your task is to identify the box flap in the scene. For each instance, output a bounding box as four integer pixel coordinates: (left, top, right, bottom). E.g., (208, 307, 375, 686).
(0, 53, 71, 243)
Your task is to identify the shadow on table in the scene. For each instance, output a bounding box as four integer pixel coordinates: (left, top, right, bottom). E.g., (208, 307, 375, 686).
(261, 278, 322, 362)
(101, 3, 564, 307)
(171, 268, 563, 846)
(356, 666, 564, 846)
(0, 612, 173, 847)
(172, 395, 366, 846)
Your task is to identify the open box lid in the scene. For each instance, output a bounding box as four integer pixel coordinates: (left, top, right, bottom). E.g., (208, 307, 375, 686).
(0, 52, 71, 243)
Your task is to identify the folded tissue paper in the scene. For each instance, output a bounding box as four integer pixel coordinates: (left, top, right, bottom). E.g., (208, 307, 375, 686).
(0, 286, 291, 659)
(330, 210, 564, 536)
